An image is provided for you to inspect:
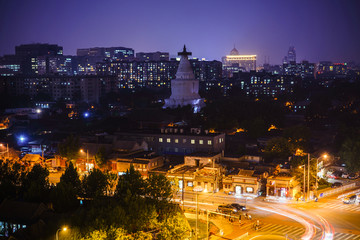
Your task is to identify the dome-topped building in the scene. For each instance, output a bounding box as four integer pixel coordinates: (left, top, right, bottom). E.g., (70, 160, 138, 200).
(230, 47, 239, 55)
(163, 45, 205, 113)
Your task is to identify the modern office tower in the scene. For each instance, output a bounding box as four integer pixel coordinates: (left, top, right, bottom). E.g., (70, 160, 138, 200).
(283, 46, 296, 64)
(15, 44, 63, 58)
(37, 56, 78, 75)
(11, 44, 63, 75)
(163, 45, 205, 113)
(0, 55, 22, 76)
(282, 60, 315, 78)
(136, 52, 169, 61)
(76, 47, 134, 60)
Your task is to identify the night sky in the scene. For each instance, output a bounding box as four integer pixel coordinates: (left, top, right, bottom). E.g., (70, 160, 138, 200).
(1, 0, 360, 64)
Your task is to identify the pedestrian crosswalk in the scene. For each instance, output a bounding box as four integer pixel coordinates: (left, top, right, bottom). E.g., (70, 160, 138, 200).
(256, 223, 304, 239)
(255, 223, 360, 240)
(321, 202, 360, 212)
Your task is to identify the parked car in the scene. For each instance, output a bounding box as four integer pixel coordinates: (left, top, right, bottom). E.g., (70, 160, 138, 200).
(217, 204, 238, 214)
(343, 195, 357, 204)
(348, 173, 359, 179)
(331, 182, 343, 188)
(341, 173, 349, 179)
(230, 203, 246, 211)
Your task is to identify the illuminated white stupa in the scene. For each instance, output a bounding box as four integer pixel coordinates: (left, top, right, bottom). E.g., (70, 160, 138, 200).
(163, 45, 205, 113)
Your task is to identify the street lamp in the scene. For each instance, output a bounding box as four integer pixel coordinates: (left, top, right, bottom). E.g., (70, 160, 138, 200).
(0, 143, 9, 159)
(313, 154, 328, 198)
(299, 164, 306, 202)
(80, 148, 89, 172)
(56, 227, 67, 240)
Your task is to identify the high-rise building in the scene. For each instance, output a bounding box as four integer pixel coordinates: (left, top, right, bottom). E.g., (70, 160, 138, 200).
(222, 47, 257, 76)
(76, 47, 134, 60)
(15, 44, 63, 58)
(136, 52, 169, 61)
(283, 46, 296, 64)
(163, 45, 205, 113)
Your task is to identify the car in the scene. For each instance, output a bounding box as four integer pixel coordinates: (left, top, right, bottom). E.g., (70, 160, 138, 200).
(217, 204, 238, 214)
(343, 195, 357, 204)
(341, 173, 349, 179)
(230, 203, 246, 211)
(348, 173, 359, 179)
(331, 182, 343, 188)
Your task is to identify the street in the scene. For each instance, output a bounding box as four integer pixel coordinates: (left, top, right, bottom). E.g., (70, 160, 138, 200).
(175, 188, 360, 240)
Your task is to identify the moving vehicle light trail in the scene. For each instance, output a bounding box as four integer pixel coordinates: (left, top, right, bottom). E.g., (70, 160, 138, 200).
(254, 205, 334, 240)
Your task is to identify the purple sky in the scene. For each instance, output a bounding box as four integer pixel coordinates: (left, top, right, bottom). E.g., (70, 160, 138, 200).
(1, 0, 359, 64)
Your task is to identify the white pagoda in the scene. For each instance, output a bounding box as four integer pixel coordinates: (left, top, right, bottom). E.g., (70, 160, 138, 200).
(163, 45, 205, 113)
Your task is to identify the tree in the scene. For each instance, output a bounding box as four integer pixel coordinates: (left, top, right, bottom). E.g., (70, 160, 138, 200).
(0, 161, 26, 201)
(264, 137, 293, 161)
(283, 125, 311, 151)
(95, 147, 108, 167)
(50, 181, 79, 212)
(51, 162, 81, 212)
(60, 162, 81, 191)
(156, 212, 190, 240)
(58, 135, 80, 162)
(82, 168, 108, 198)
(23, 164, 50, 202)
(115, 165, 146, 199)
(340, 136, 360, 173)
(146, 173, 173, 202)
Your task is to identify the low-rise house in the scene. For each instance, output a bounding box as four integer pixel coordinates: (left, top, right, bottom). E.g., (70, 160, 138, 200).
(109, 150, 164, 177)
(266, 173, 298, 198)
(184, 152, 221, 167)
(0, 199, 50, 238)
(223, 169, 260, 196)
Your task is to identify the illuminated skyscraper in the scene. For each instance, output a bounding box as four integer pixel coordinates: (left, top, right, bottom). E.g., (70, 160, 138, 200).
(283, 46, 296, 64)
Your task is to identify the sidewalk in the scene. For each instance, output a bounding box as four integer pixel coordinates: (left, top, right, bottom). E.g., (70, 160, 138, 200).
(185, 211, 252, 240)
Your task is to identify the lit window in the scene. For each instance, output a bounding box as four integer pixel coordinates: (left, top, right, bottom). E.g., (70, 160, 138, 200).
(208, 140, 212, 145)
(159, 138, 163, 142)
(191, 139, 195, 144)
(183, 139, 187, 143)
(199, 140, 203, 144)
(188, 181, 193, 187)
(167, 138, 171, 143)
(175, 139, 179, 143)
(246, 187, 254, 193)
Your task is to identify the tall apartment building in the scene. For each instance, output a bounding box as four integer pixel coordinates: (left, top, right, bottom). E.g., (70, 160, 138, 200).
(136, 52, 169, 61)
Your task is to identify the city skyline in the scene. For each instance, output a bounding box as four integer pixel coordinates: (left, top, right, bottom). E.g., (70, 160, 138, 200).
(1, 0, 360, 64)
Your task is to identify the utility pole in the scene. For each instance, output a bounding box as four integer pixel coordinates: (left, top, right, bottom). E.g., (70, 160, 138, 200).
(182, 174, 185, 211)
(206, 210, 209, 240)
(195, 192, 198, 240)
(307, 153, 310, 201)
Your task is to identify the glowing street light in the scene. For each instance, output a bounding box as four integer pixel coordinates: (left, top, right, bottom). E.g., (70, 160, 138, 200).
(0, 143, 9, 159)
(80, 148, 89, 172)
(299, 164, 306, 201)
(56, 226, 68, 240)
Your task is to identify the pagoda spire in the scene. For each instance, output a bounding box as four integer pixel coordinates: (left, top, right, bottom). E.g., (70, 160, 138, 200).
(178, 44, 192, 57)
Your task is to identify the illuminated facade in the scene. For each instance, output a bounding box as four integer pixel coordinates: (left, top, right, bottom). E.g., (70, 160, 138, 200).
(222, 47, 257, 75)
(163, 45, 205, 113)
